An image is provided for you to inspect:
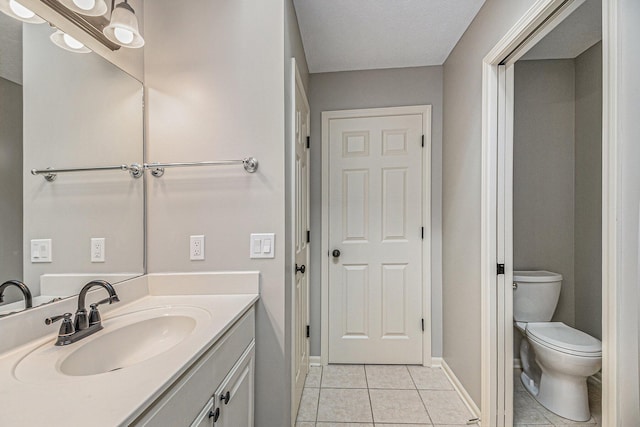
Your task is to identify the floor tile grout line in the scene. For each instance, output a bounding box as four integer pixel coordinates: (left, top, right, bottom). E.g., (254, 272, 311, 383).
(314, 365, 322, 424)
(364, 364, 375, 424)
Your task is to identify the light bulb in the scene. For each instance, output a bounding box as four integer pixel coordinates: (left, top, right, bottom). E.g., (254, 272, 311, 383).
(72, 0, 96, 11)
(9, 0, 35, 19)
(114, 27, 134, 45)
(63, 33, 84, 50)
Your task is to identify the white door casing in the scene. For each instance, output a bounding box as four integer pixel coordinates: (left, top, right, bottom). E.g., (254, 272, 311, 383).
(291, 59, 310, 423)
(323, 107, 431, 365)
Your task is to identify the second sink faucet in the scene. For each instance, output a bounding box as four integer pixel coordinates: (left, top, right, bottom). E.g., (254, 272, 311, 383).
(0, 280, 33, 310)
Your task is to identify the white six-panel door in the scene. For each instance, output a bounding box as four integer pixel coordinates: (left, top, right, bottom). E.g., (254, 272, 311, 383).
(291, 60, 310, 422)
(327, 111, 425, 364)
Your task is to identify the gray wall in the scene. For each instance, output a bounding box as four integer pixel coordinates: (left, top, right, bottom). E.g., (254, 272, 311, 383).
(0, 14, 22, 85)
(308, 65, 444, 357)
(513, 59, 577, 328)
(513, 46, 603, 354)
(574, 42, 602, 340)
(442, 0, 537, 407)
(143, 0, 290, 425)
(615, 0, 640, 422)
(0, 77, 23, 299)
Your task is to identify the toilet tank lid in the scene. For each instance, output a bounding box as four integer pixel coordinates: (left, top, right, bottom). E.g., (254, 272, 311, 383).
(513, 270, 563, 283)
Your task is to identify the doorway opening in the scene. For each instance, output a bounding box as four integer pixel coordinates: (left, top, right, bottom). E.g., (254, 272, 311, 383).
(480, 0, 611, 426)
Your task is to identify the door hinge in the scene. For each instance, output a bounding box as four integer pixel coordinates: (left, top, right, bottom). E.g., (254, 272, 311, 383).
(497, 264, 505, 275)
(306, 325, 310, 338)
(421, 227, 424, 239)
(421, 318, 425, 332)
(306, 230, 310, 243)
(421, 135, 425, 147)
(306, 136, 310, 149)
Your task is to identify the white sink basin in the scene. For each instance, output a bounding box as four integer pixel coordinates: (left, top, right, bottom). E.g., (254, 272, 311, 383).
(14, 305, 210, 383)
(60, 315, 196, 376)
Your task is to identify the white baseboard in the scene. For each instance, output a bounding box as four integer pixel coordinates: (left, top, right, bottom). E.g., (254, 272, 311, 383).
(309, 356, 322, 366)
(431, 356, 443, 368)
(441, 359, 481, 420)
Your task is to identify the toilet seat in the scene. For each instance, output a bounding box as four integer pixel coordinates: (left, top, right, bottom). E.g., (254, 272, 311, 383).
(526, 322, 602, 357)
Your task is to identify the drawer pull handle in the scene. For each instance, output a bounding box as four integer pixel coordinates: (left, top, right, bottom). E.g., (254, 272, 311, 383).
(220, 391, 231, 404)
(209, 407, 220, 421)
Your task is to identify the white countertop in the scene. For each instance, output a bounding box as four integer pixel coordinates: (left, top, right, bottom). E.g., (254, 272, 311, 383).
(0, 272, 259, 427)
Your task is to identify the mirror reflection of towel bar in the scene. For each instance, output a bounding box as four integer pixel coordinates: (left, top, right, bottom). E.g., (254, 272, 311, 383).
(31, 158, 259, 181)
(31, 164, 143, 182)
(144, 158, 259, 177)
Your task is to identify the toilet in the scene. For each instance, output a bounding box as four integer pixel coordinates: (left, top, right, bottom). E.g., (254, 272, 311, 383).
(513, 270, 601, 422)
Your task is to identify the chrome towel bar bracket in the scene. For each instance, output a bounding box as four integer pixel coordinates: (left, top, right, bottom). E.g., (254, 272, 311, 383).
(31, 164, 143, 182)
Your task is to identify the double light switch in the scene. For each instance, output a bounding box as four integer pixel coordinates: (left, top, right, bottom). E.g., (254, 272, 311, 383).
(250, 233, 275, 259)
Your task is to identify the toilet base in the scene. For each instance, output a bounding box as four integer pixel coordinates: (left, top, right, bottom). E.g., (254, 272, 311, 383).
(520, 371, 539, 396)
(535, 371, 591, 422)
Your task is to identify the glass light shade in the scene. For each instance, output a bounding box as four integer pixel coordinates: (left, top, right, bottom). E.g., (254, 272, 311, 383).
(103, 1, 144, 48)
(58, 0, 107, 16)
(50, 29, 91, 53)
(0, 0, 45, 23)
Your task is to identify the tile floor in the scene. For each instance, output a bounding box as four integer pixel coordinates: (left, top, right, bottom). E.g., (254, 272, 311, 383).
(513, 369, 602, 427)
(295, 364, 478, 426)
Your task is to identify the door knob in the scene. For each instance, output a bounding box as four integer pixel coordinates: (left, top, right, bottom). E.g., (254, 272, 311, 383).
(209, 407, 220, 421)
(295, 264, 306, 274)
(332, 249, 341, 258)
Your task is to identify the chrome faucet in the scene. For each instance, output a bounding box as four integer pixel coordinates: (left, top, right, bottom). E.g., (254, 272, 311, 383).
(46, 280, 119, 346)
(0, 280, 33, 309)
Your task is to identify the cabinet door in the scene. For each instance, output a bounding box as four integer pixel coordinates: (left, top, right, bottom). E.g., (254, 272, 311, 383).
(214, 343, 255, 427)
(191, 398, 214, 427)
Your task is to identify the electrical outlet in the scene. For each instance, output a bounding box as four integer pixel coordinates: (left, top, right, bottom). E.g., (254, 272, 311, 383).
(190, 235, 205, 260)
(91, 238, 105, 263)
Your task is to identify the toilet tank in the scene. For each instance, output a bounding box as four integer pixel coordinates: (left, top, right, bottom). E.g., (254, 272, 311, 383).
(513, 270, 562, 322)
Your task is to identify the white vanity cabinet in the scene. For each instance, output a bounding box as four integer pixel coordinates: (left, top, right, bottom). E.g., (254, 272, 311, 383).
(132, 306, 255, 427)
(211, 343, 255, 426)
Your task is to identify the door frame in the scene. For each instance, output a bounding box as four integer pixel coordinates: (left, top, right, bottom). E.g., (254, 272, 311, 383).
(480, 0, 617, 425)
(289, 58, 310, 425)
(320, 105, 432, 367)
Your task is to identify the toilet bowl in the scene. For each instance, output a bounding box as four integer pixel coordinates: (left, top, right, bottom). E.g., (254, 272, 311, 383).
(525, 322, 601, 421)
(513, 271, 602, 421)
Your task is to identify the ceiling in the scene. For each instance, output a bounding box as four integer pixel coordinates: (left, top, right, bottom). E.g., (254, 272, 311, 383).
(521, 0, 602, 60)
(293, 0, 486, 73)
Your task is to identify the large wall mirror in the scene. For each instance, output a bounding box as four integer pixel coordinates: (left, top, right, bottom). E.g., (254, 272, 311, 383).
(0, 12, 144, 316)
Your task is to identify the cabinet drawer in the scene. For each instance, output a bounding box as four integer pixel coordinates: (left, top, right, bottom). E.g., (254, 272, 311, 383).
(132, 307, 255, 427)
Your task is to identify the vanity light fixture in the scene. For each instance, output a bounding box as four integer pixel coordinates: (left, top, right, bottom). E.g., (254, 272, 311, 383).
(103, 0, 143, 48)
(50, 29, 92, 53)
(0, 0, 45, 24)
(57, 0, 107, 17)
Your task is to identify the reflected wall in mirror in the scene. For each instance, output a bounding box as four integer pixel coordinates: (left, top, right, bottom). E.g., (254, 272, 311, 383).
(0, 11, 144, 317)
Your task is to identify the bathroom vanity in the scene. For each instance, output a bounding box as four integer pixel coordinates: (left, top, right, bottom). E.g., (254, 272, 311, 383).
(0, 272, 258, 427)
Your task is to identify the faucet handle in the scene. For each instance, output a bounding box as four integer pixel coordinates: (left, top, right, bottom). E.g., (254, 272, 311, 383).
(88, 295, 119, 327)
(45, 313, 74, 337)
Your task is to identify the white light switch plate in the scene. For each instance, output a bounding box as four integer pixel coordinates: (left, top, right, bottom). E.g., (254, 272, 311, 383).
(250, 233, 275, 259)
(31, 239, 52, 263)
